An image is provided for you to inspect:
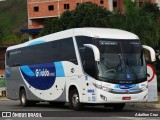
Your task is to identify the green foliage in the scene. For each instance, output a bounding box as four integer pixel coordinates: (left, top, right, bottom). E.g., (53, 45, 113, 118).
(109, 0, 160, 48)
(0, 0, 27, 44)
(0, 25, 4, 39)
(1, 34, 21, 45)
(40, 18, 61, 36)
(0, 78, 5, 88)
(69, 3, 110, 28)
(141, 1, 160, 20)
(40, 1, 160, 48)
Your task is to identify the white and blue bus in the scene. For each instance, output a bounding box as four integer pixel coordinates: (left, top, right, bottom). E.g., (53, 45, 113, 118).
(5, 28, 156, 110)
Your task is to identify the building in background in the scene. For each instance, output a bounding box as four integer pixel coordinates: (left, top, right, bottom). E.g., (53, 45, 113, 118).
(0, 46, 6, 75)
(25, 0, 124, 40)
(24, 0, 160, 40)
(0, 0, 159, 79)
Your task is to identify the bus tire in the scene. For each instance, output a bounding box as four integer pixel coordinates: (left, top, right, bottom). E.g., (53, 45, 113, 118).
(69, 89, 83, 111)
(112, 103, 125, 111)
(20, 89, 30, 107)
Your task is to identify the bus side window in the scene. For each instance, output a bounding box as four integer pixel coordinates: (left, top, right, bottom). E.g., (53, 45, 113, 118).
(52, 40, 59, 48)
(59, 38, 78, 65)
(79, 47, 85, 66)
(6, 52, 10, 67)
(7, 52, 10, 59)
(84, 47, 97, 78)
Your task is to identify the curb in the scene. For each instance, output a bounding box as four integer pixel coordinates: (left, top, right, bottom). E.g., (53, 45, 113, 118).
(126, 103, 160, 109)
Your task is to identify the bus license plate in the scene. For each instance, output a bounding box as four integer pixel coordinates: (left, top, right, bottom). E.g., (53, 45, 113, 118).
(122, 96, 131, 100)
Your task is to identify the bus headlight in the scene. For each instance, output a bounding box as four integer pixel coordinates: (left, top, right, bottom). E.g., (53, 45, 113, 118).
(102, 86, 112, 92)
(141, 87, 147, 91)
(93, 83, 112, 92)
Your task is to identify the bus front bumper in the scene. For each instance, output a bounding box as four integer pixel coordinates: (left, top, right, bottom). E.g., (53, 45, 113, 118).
(95, 89, 148, 103)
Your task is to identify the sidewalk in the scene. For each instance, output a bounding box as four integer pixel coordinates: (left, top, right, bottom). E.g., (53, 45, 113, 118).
(126, 102, 160, 109)
(0, 97, 9, 101)
(127, 92, 160, 109)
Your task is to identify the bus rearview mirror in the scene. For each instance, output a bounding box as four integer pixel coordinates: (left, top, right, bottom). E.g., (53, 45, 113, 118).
(142, 45, 156, 62)
(83, 44, 100, 62)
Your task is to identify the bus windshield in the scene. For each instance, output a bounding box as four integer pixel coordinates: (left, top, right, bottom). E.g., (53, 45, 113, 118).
(95, 39, 146, 82)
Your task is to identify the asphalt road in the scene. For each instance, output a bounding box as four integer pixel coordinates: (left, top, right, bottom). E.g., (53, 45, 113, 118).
(0, 100, 159, 120)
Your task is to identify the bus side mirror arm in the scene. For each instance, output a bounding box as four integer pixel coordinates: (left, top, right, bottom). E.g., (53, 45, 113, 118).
(83, 44, 100, 62)
(142, 45, 156, 62)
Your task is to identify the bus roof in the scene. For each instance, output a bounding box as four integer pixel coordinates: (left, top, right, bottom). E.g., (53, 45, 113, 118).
(7, 28, 139, 51)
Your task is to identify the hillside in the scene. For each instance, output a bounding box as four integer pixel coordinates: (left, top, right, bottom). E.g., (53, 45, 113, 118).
(0, 0, 27, 41)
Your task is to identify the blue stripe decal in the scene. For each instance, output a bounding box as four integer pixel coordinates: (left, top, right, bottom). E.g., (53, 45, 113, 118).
(6, 68, 10, 74)
(20, 62, 56, 90)
(28, 40, 45, 46)
(5, 68, 10, 78)
(20, 66, 35, 77)
(114, 84, 136, 89)
(54, 62, 65, 77)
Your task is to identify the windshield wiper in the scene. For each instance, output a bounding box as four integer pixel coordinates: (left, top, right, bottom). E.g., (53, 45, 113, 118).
(116, 54, 125, 72)
(125, 55, 138, 80)
(113, 54, 125, 80)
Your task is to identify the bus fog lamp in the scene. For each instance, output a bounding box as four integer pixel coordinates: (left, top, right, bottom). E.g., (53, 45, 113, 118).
(100, 94, 107, 101)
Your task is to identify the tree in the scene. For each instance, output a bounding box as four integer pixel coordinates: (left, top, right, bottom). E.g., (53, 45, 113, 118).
(1, 34, 20, 45)
(40, 1, 160, 48)
(141, 1, 160, 20)
(108, 0, 160, 48)
(0, 25, 5, 44)
(40, 2, 111, 36)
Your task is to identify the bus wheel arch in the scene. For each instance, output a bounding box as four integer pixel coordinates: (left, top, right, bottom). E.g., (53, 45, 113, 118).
(69, 85, 83, 111)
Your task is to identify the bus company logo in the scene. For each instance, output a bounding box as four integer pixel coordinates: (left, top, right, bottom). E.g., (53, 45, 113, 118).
(35, 69, 55, 77)
(125, 90, 129, 94)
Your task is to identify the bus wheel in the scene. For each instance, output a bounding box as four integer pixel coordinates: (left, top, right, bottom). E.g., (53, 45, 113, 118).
(20, 89, 30, 107)
(112, 103, 125, 111)
(69, 89, 83, 111)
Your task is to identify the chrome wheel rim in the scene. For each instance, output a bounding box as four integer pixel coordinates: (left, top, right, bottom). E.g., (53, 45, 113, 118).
(21, 93, 25, 104)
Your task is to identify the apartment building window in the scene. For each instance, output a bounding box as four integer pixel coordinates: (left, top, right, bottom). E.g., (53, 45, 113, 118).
(100, 0, 104, 4)
(48, 5, 54, 11)
(113, 0, 117, 8)
(34, 6, 39, 12)
(77, 3, 79, 6)
(64, 4, 70, 10)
